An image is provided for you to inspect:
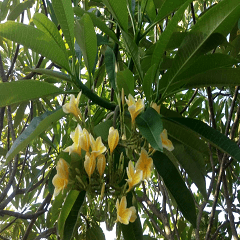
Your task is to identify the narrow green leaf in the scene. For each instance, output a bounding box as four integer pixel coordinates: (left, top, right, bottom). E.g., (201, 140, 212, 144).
(151, 1, 189, 69)
(32, 13, 66, 53)
(0, 22, 70, 72)
(73, 7, 118, 43)
(64, 191, 86, 240)
(8, 0, 34, 21)
(153, 151, 196, 227)
(6, 108, 65, 164)
(75, 14, 97, 75)
(136, 108, 163, 151)
(164, 117, 240, 162)
(160, 0, 240, 98)
(142, 64, 157, 101)
(105, 46, 116, 89)
(122, 32, 143, 82)
(0, 0, 11, 21)
(58, 190, 80, 238)
(102, 0, 128, 32)
(165, 142, 207, 199)
(0, 80, 64, 108)
(116, 68, 135, 96)
(52, 0, 75, 54)
(28, 68, 71, 82)
(13, 102, 28, 128)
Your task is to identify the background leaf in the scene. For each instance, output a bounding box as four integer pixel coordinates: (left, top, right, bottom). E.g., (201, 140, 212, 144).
(105, 46, 116, 89)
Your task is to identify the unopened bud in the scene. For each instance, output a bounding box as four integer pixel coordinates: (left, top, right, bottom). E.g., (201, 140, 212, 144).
(100, 183, 105, 200)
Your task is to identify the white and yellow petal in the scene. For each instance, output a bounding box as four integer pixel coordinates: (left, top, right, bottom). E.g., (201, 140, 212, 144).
(108, 127, 119, 154)
(160, 129, 174, 151)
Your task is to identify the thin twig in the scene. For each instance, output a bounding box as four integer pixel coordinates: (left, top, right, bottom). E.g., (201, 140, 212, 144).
(180, 88, 198, 114)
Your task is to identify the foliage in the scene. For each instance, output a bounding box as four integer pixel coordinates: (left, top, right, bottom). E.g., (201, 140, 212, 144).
(0, 0, 240, 239)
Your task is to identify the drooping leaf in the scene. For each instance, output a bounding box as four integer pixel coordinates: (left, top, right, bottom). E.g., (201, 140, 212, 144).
(105, 46, 116, 89)
(6, 108, 65, 164)
(0, 22, 70, 72)
(58, 190, 80, 239)
(32, 13, 66, 53)
(7, 0, 34, 21)
(165, 142, 207, 199)
(73, 7, 118, 42)
(0, 80, 64, 107)
(153, 151, 197, 227)
(102, 0, 128, 32)
(136, 108, 163, 151)
(164, 116, 240, 162)
(52, 0, 75, 54)
(64, 190, 86, 240)
(86, 224, 105, 240)
(75, 14, 97, 75)
(116, 68, 135, 96)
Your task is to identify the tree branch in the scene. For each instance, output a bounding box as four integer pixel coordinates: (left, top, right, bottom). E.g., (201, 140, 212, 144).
(0, 209, 46, 219)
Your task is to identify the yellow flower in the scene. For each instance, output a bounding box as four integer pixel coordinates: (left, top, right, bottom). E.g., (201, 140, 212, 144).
(63, 124, 82, 155)
(90, 135, 107, 157)
(126, 161, 142, 192)
(116, 196, 137, 225)
(160, 129, 174, 151)
(62, 91, 82, 119)
(151, 102, 161, 114)
(52, 158, 69, 197)
(79, 128, 91, 152)
(84, 152, 96, 178)
(126, 94, 144, 122)
(108, 127, 119, 154)
(97, 154, 106, 177)
(135, 148, 153, 180)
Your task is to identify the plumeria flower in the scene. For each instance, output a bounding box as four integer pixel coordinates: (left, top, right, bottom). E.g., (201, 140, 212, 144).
(108, 127, 119, 154)
(84, 152, 96, 178)
(160, 129, 174, 151)
(126, 161, 143, 192)
(90, 135, 107, 157)
(63, 124, 82, 155)
(79, 128, 91, 152)
(116, 196, 137, 225)
(52, 158, 69, 197)
(62, 91, 82, 119)
(135, 148, 153, 180)
(126, 94, 144, 122)
(97, 154, 106, 177)
(151, 102, 161, 114)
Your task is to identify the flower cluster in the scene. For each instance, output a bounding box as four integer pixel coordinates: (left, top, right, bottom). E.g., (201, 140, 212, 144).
(52, 93, 174, 226)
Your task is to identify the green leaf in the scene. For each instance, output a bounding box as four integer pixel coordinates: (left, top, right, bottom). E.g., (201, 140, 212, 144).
(121, 215, 143, 240)
(6, 108, 65, 164)
(0, 147, 7, 156)
(32, 13, 66, 53)
(160, 115, 209, 156)
(58, 190, 80, 238)
(0, 0, 11, 21)
(153, 151, 197, 227)
(86, 224, 105, 240)
(73, 7, 118, 43)
(0, 22, 70, 72)
(116, 68, 135, 96)
(48, 168, 57, 195)
(8, 0, 34, 21)
(52, 0, 75, 54)
(105, 46, 116, 89)
(164, 117, 240, 162)
(75, 14, 97, 75)
(28, 68, 71, 82)
(136, 108, 163, 151)
(122, 32, 143, 82)
(13, 102, 28, 128)
(151, 1, 189, 70)
(94, 120, 113, 142)
(0, 80, 64, 107)
(165, 142, 207, 199)
(64, 190, 86, 240)
(142, 64, 157, 101)
(160, 0, 240, 98)
(102, 0, 128, 32)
